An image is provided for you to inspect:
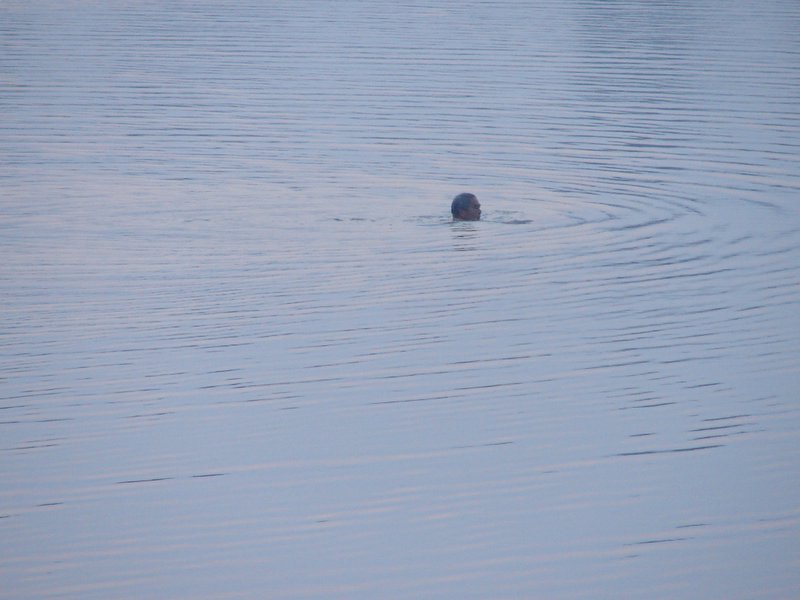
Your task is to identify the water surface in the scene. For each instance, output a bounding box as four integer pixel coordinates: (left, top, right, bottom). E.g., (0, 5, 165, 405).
(2, 1, 799, 598)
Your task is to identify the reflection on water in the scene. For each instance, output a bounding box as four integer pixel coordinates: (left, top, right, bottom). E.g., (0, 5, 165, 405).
(2, 1, 800, 598)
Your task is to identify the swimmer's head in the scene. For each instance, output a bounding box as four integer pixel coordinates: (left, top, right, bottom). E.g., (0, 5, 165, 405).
(451, 193, 481, 221)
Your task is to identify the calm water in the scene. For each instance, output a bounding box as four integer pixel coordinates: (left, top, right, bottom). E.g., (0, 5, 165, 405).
(2, 1, 800, 598)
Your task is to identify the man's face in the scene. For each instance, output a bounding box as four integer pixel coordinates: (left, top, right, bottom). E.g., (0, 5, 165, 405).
(461, 198, 481, 221)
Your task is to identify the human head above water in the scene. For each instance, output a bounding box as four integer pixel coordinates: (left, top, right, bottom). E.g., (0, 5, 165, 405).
(451, 192, 481, 221)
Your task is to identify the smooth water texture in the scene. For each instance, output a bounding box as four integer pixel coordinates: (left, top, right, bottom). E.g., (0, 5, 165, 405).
(2, 1, 800, 598)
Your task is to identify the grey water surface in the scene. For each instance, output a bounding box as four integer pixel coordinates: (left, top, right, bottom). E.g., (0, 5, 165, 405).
(2, 1, 799, 598)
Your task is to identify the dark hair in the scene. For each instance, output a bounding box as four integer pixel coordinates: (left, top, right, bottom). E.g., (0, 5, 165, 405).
(451, 192, 477, 217)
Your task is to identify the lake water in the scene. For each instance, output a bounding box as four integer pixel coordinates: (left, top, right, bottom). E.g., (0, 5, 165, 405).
(2, 1, 799, 598)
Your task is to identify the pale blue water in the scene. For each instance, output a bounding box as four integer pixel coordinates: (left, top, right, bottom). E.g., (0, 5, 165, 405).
(2, 1, 799, 599)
